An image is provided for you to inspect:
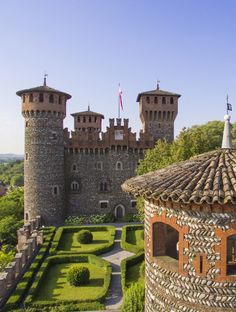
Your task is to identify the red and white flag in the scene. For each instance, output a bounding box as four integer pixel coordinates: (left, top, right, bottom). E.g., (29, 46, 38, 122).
(118, 84, 123, 110)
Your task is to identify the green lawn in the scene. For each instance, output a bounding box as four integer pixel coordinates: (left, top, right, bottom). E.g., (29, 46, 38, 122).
(34, 262, 106, 302)
(58, 230, 110, 253)
(126, 229, 144, 250)
(126, 260, 144, 288)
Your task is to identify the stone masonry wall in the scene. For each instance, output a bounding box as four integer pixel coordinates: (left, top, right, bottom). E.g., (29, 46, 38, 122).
(145, 201, 236, 312)
(65, 149, 143, 216)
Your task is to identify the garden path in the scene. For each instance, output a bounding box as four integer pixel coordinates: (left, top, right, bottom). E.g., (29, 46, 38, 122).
(102, 225, 134, 311)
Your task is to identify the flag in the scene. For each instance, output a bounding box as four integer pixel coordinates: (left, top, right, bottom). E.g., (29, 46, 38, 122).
(119, 84, 123, 110)
(227, 103, 232, 111)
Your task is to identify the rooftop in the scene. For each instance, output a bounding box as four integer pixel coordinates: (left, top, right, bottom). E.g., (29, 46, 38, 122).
(71, 110, 104, 118)
(122, 148, 236, 207)
(136, 87, 181, 102)
(16, 84, 71, 99)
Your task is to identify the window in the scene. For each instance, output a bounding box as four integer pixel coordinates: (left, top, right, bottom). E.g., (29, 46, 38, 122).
(25, 213, 29, 221)
(25, 153, 29, 160)
(227, 234, 236, 275)
(100, 200, 108, 209)
(146, 96, 150, 103)
(71, 181, 79, 191)
(23, 94, 26, 103)
(95, 117, 97, 122)
(83, 117, 86, 122)
(162, 97, 166, 104)
(154, 97, 158, 104)
(131, 200, 137, 208)
(29, 93, 33, 102)
(170, 97, 174, 104)
(95, 161, 103, 170)
(53, 186, 59, 195)
(152, 222, 179, 260)
(100, 182, 108, 192)
(72, 164, 77, 171)
(58, 96, 62, 104)
(89, 117, 92, 122)
(25, 121, 29, 127)
(200, 256, 203, 274)
(116, 161, 123, 170)
(52, 132, 57, 140)
(77, 117, 80, 122)
(49, 94, 54, 103)
(39, 93, 44, 102)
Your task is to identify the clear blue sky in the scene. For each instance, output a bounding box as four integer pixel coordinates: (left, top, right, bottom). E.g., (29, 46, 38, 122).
(0, 0, 236, 153)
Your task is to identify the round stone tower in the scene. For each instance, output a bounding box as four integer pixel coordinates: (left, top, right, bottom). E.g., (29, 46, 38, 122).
(123, 117, 236, 311)
(16, 78, 71, 226)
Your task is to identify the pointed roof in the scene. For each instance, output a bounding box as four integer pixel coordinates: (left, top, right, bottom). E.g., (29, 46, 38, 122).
(16, 85, 71, 99)
(71, 110, 104, 118)
(137, 88, 181, 102)
(122, 149, 236, 208)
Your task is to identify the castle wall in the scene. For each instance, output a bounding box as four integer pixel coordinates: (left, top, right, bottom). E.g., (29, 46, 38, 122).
(145, 201, 236, 312)
(65, 148, 142, 216)
(24, 111, 65, 225)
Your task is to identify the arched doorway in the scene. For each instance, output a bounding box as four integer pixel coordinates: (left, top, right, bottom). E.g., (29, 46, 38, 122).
(114, 204, 125, 219)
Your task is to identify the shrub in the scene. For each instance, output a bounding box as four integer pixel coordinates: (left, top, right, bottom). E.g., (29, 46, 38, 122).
(77, 230, 93, 244)
(67, 265, 90, 286)
(139, 261, 145, 278)
(121, 283, 145, 312)
(65, 213, 115, 225)
(121, 225, 144, 254)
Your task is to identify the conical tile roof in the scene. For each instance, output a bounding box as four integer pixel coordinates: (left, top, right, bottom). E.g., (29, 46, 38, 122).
(122, 149, 236, 206)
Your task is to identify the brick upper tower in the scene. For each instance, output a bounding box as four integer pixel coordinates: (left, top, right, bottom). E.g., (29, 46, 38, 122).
(16, 78, 71, 225)
(137, 83, 181, 142)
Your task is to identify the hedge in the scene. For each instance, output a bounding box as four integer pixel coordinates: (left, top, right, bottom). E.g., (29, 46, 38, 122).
(3, 227, 56, 311)
(121, 225, 144, 254)
(25, 254, 112, 308)
(50, 225, 115, 255)
(121, 252, 144, 293)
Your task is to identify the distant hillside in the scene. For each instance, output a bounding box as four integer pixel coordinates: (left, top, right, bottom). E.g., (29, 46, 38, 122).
(0, 160, 24, 186)
(0, 154, 24, 162)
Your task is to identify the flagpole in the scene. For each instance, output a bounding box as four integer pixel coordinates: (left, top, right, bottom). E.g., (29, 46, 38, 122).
(227, 94, 229, 115)
(118, 84, 120, 118)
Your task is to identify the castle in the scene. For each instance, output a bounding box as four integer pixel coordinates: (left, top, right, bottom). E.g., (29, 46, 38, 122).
(16, 79, 180, 225)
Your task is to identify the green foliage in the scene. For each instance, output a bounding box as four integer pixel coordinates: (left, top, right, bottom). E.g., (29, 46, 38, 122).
(25, 254, 112, 307)
(0, 215, 23, 246)
(50, 226, 115, 255)
(0, 160, 24, 186)
(67, 265, 90, 286)
(4, 227, 56, 311)
(139, 261, 145, 278)
(121, 252, 144, 293)
(121, 225, 144, 254)
(121, 282, 145, 312)
(10, 302, 105, 311)
(77, 230, 93, 244)
(65, 213, 115, 225)
(0, 245, 14, 272)
(123, 213, 144, 222)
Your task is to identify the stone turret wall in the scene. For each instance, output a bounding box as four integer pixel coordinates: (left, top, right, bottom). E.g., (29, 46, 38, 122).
(23, 111, 65, 225)
(145, 201, 236, 312)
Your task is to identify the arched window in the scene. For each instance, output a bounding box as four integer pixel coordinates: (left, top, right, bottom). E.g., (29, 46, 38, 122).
(53, 186, 59, 195)
(154, 111, 157, 120)
(149, 111, 152, 120)
(170, 97, 174, 104)
(162, 97, 166, 104)
(29, 93, 33, 102)
(39, 93, 44, 102)
(89, 117, 92, 122)
(58, 96, 62, 104)
(71, 181, 79, 191)
(163, 111, 166, 120)
(152, 222, 179, 260)
(116, 161, 123, 170)
(167, 111, 170, 120)
(49, 94, 54, 103)
(158, 111, 161, 119)
(227, 234, 236, 275)
(154, 97, 158, 104)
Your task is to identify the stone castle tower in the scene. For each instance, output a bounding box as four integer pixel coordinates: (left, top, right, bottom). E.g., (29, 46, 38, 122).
(137, 83, 180, 142)
(17, 81, 180, 225)
(16, 78, 71, 225)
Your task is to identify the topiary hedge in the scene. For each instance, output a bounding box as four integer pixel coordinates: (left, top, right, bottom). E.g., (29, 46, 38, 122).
(50, 226, 115, 255)
(3, 227, 56, 311)
(121, 225, 144, 254)
(25, 254, 112, 308)
(77, 230, 93, 244)
(121, 252, 144, 293)
(67, 265, 90, 286)
(121, 282, 145, 312)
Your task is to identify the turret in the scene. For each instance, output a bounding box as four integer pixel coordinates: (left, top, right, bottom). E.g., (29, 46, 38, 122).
(137, 83, 181, 142)
(16, 77, 71, 225)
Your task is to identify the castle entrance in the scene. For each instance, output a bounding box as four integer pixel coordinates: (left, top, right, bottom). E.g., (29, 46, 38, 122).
(114, 204, 125, 219)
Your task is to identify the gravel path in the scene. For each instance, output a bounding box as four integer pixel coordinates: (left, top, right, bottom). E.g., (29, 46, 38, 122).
(102, 225, 134, 311)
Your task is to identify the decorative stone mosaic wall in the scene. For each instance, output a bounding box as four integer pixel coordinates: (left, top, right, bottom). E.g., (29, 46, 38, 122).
(145, 201, 236, 311)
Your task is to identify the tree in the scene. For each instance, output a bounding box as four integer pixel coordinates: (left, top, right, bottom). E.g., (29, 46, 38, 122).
(121, 283, 145, 312)
(0, 245, 14, 272)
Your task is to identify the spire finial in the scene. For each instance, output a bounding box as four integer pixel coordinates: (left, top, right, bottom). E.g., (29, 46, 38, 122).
(88, 102, 90, 111)
(157, 79, 160, 90)
(44, 72, 48, 86)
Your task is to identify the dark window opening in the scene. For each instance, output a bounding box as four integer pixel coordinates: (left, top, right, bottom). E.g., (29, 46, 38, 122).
(58, 96, 62, 104)
(154, 97, 158, 104)
(25, 213, 29, 221)
(227, 234, 236, 275)
(53, 186, 58, 195)
(162, 97, 166, 104)
(72, 164, 77, 171)
(29, 93, 33, 102)
(153, 222, 179, 260)
(170, 97, 174, 104)
(52, 133, 57, 140)
(23, 94, 26, 103)
(131, 200, 137, 208)
(83, 117, 86, 122)
(49, 94, 54, 103)
(39, 93, 44, 102)
(100, 182, 108, 192)
(89, 117, 92, 122)
(95, 117, 97, 122)
(71, 182, 79, 191)
(25, 153, 29, 160)
(200, 256, 203, 273)
(100, 201, 108, 209)
(146, 96, 150, 103)
(25, 121, 29, 127)
(77, 116, 80, 122)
